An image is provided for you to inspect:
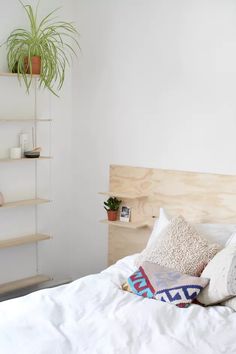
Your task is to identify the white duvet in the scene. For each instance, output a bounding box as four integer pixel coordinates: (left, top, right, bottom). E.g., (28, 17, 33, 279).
(0, 255, 235, 354)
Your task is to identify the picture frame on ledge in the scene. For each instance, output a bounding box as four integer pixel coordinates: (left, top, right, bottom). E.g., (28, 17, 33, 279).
(120, 206, 131, 222)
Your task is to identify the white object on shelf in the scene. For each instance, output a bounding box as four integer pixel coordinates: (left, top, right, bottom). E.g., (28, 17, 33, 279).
(19, 132, 29, 156)
(120, 206, 131, 222)
(10, 147, 21, 159)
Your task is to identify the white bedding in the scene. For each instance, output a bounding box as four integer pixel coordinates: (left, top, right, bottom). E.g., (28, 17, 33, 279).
(0, 255, 235, 354)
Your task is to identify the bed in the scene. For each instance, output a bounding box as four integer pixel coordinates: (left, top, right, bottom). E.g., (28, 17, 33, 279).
(0, 253, 235, 354)
(1, 165, 236, 354)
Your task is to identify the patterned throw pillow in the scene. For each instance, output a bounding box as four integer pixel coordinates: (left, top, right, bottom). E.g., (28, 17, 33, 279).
(136, 216, 221, 276)
(122, 261, 209, 306)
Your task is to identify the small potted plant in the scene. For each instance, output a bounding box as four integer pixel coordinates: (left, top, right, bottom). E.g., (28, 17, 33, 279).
(2, 1, 79, 96)
(104, 197, 122, 221)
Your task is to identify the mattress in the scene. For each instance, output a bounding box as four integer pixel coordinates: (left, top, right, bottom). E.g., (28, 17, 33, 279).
(0, 255, 235, 354)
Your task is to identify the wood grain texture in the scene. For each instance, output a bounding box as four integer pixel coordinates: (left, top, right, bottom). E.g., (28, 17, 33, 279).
(0, 157, 51, 162)
(107, 164, 236, 265)
(108, 227, 150, 266)
(0, 119, 52, 122)
(99, 192, 148, 199)
(0, 275, 51, 295)
(100, 219, 149, 229)
(0, 198, 51, 209)
(0, 72, 39, 78)
(0, 234, 51, 249)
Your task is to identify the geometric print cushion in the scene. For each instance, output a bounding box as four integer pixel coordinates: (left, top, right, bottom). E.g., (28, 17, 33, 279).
(122, 261, 209, 306)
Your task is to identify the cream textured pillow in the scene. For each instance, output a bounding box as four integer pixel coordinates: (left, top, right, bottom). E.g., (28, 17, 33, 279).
(136, 216, 221, 276)
(197, 245, 236, 305)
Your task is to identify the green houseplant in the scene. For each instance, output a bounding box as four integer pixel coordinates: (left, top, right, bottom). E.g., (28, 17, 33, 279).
(3, 1, 79, 96)
(104, 197, 122, 221)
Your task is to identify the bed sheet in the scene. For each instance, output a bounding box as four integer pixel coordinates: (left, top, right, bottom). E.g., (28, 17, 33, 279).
(0, 255, 235, 354)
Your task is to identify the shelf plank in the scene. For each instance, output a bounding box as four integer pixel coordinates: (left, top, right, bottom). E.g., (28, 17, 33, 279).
(0, 198, 50, 209)
(0, 279, 71, 301)
(0, 157, 52, 162)
(0, 234, 51, 249)
(0, 72, 39, 78)
(0, 118, 52, 122)
(99, 192, 148, 199)
(0, 275, 51, 295)
(100, 219, 148, 229)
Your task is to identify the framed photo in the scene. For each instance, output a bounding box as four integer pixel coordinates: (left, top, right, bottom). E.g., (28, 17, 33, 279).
(120, 206, 131, 222)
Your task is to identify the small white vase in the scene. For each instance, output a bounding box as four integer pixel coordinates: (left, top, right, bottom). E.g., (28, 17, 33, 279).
(0, 192, 4, 206)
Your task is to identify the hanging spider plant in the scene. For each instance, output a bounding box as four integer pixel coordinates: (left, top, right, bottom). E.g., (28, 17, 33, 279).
(4, 1, 79, 96)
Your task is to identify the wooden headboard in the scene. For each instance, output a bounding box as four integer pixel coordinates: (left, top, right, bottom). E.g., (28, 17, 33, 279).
(107, 165, 236, 265)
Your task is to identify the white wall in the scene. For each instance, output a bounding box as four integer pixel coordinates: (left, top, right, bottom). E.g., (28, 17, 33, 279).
(70, 0, 236, 278)
(1, 0, 236, 282)
(0, 0, 75, 282)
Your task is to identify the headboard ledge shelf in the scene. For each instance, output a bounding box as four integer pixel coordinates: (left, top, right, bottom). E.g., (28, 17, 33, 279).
(100, 219, 149, 229)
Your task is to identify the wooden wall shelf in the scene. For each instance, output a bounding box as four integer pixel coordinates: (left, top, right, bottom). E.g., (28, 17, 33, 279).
(0, 72, 52, 293)
(0, 118, 52, 122)
(0, 157, 52, 162)
(100, 219, 148, 229)
(0, 275, 51, 295)
(0, 72, 39, 78)
(0, 198, 50, 210)
(99, 192, 148, 199)
(0, 234, 51, 249)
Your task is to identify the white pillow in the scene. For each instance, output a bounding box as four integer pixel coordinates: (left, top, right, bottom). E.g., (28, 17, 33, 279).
(147, 208, 236, 246)
(146, 208, 169, 248)
(196, 225, 236, 246)
(197, 245, 236, 305)
(222, 297, 236, 311)
(225, 232, 236, 246)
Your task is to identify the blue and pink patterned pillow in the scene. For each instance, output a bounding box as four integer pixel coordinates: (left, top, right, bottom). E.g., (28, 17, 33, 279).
(122, 261, 209, 306)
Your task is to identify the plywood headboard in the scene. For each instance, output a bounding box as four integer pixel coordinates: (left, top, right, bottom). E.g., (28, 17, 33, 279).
(107, 165, 236, 265)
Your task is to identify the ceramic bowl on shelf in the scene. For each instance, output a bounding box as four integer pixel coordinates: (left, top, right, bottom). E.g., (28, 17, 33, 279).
(24, 149, 40, 158)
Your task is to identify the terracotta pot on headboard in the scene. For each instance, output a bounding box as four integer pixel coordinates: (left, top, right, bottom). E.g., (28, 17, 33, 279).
(107, 210, 118, 221)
